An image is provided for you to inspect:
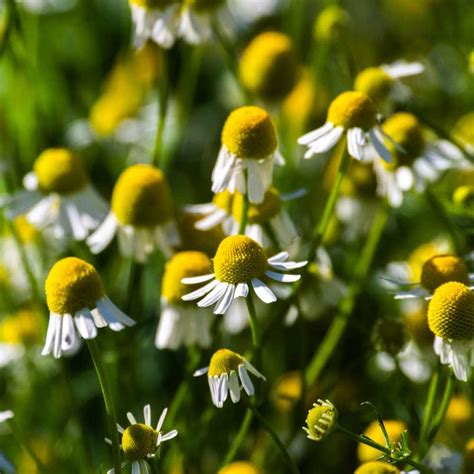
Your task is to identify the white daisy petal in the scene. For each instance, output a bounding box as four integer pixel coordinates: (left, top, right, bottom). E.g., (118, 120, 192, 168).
(181, 279, 218, 301)
(265, 271, 301, 283)
(181, 274, 215, 285)
(238, 365, 255, 396)
(251, 278, 277, 304)
(156, 408, 168, 432)
(298, 122, 334, 145)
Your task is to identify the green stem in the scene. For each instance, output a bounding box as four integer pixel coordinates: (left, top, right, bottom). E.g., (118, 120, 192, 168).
(336, 425, 433, 474)
(238, 191, 249, 235)
(245, 291, 261, 365)
(305, 203, 389, 386)
(221, 408, 254, 466)
(427, 372, 455, 444)
(250, 406, 300, 474)
(152, 50, 169, 168)
(86, 339, 122, 474)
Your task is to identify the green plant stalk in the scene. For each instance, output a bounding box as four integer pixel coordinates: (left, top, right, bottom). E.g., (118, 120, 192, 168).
(336, 425, 433, 473)
(238, 191, 249, 235)
(153, 49, 169, 168)
(250, 406, 300, 474)
(221, 408, 254, 466)
(86, 340, 122, 474)
(305, 203, 389, 386)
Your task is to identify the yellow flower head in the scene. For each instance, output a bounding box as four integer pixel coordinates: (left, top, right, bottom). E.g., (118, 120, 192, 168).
(208, 348, 244, 377)
(327, 91, 377, 131)
(0, 309, 43, 346)
(45, 257, 105, 315)
(34, 148, 88, 195)
(134, 41, 162, 86)
(122, 423, 158, 461)
(303, 399, 337, 441)
(273, 371, 302, 413)
(218, 461, 262, 474)
(446, 394, 472, 427)
(420, 254, 469, 293)
(232, 187, 281, 225)
(10, 216, 39, 244)
(313, 5, 351, 43)
(221, 106, 278, 159)
(382, 113, 425, 168)
(213, 190, 234, 213)
(111, 164, 173, 227)
(239, 32, 299, 101)
(407, 242, 447, 282)
(355, 461, 400, 474)
(453, 185, 474, 208)
(358, 420, 407, 462)
(162, 251, 211, 304)
(428, 282, 474, 341)
(213, 235, 267, 285)
(354, 68, 393, 104)
(371, 318, 406, 356)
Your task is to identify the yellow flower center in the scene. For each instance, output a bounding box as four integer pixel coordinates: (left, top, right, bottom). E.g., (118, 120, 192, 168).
(185, 0, 224, 12)
(45, 257, 105, 315)
(208, 348, 244, 377)
(371, 318, 406, 356)
(111, 164, 173, 227)
(129, 0, 176, 9)
(428, 282, 474, 340)
(218, 461, 262, 474)
(239, 32, 299, 101)
(453, 185, 474, 207)
(122, 423, 158, 461)
(327, 91, 377, 131)
(407, 242, 444, 282)
(382, 112, 425, 168)
(34, 148, 88, 195)
(0, 309, 42, 345)
(221, 106, 278, 160)
(355, 461, 400, 474)
(273, 371, 302, 412)
(420, 254, 469, 293)
(213, 190, 234, 213)
(354, 67, 394, 103)
(446, 395, 472, 426)
(162, 251, 211, 304)
(313, 5, 350, 42)
(305, 400, 337, 441)
(231, 187, 281, 225)
(213, 235, 267, 284)
(358, 420, 407, 462)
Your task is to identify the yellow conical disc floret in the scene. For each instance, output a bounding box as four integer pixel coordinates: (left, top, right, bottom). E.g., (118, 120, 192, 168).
(208, 349, 244, 376)
(45, 257, 105, 315)
(313, 5, 350, 43)
(304, 399, 337, 441)
(232, 187, 281, 224)
(162, 251, 211, 304)
(34, 148, 88, 195)
(327, 91, 377, 131)
(129, 0, 176, 9)
(0, 309, 43, 345)
(213, 235, 267, 284)
(420, 255, 469, 293)
(239, 32, 299, 101)
(273, 371, 302, 412)
(111, 164, 173, 227)
(354, 68, 393, 103)
(355, 461, 400, 474)
(382, 113, 425, 167)
(185, 0, 224, 12)
(221, 106, 278, 160)
(122, 423, 158, 461)
(428, 282, 474, 340)
(358, 420, 407, 462)
(213, 190, 234, 213)
(446, 394, 472, 427)
(218, 461, 262, 474)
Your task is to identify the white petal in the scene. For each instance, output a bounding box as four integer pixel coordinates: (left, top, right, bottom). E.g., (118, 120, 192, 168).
(197, 281, 229, 308)
(268, 251, 289, 263)
(193, 366, 209, 377)
(194, 209, 228, 230)
(382, 60, 424, 78)
(347, 128, 366, 160)
(265, 271, 301, 283)
(181, 279, 218, 301)
(268, 260, 307, 271)
(369, 128, 392, 163)
(213, 283, 236, 315)
(87, 213, 118, 254)
(234, 283, 249, 298)
(156, 407, 168, 432)
(298, 122, 334, 145)
(160, 430, 178, 442)
(143, 405, 151, 426)
(74, 308, 98, 339)
(181, 274, 215, 285)
(251, 279, 277, 304)
(304, 126, 344, 158)
(228, 371, 241, 403)
(127, 412, 137, 425)
(238, 365, 255, 396)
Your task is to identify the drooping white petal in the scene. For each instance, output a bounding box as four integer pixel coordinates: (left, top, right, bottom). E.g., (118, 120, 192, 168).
(181, 274, 215, 285)
(304, 126, 344, 158)
(347, 127, 366, 160)
(194, 208, 228, 230)
(265, 271, 301, 283)
(74, 308, 98, 340)
(298, 122, 334, 145)
(228, 371, 241, 403)
(369, 128, 392, 163)
(197, 281, 229, 308)
(251, 278, 277, 304)
(87, 213, 119, 254)
(193, 366, 209, 377)
(213, 283, 236, 315)
(238, 365, 255, 396)
(382, 60, 424, 78)
(234, 282, 249, 298)
(181, 279, 218, 301)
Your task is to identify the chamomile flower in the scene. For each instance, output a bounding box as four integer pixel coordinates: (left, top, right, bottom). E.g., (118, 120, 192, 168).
(313, 5, 351, 43)
(193, 348, 266, 407)
(388, 254, 474, 300)
(303, 399, 337, 442)
(42, 257, 135, 359)
(87, 164, 179, 262)
(372, 113, 466, 207)
(428, 281, 474, 381)
(298, 91, 393, 163)
(354, 60, 424, 106)
(188, 187, 300, 247)
(181, 235, 307, 315)
(107, 404, 177, 474)
(155, 251, 213, 350)
(211, 106, 284, 204)
(0, 148, 108, 241)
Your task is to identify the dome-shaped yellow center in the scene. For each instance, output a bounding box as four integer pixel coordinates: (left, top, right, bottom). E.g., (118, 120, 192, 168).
(382, 112, 425, 168)
(305, 400, 337, 441)
(327, 91, 377, 131)
(122, 423, 158, 461)
(185, 0, 224, 12)
(213, 190, 234, 213)
(355, 461, 400, 474)
(446, 394, 472, 426)
(273, 371, 302, 412)
(358, 420, 407, 462)
(239, 32, 299, 101)
(34, 148, 88, 195)
(129, 0, 176, 9)
(45, 257, 105, 315)
(208, 348, 244, 376)
(162, 251, 211, 304)
(0, 309, 42, 345)
(313, 5, 350, 42)
(232, 187, 281, 225)
(7, 216, 39, 244)
(111, 164, 173, 227)
(354, 67, 394, 103)
(428, 282, 474, 340)
(213, 235, 267, 284)
(420, 254, 469, 293)
(218, 461, 262, 474)
(221, 106, 278, 160)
